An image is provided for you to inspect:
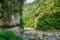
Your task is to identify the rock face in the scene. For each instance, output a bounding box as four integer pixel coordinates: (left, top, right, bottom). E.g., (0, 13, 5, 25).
(0, 13, 20, 27)
(0, 0, 23, 27)
(10, 13, 20, 26)
(23, 30, 60, 40)
(0, 0, 24, 36)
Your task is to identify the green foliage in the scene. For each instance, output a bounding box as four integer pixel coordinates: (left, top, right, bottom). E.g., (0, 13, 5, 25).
(22, 0, 40, 28)
(19, 18, 24, 27)
(36, 12, 60, 31)
(22, 0, 60, 30)
(33, 0, 40, 5)
(0, 31, 23, 40)
(22, 13, 35, 28)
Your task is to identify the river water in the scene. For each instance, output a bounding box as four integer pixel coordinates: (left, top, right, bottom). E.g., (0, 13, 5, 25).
(23, 30, 60, 40)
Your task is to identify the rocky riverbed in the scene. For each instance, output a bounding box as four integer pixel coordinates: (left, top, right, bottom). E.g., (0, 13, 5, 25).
(23, 30, 60, 40)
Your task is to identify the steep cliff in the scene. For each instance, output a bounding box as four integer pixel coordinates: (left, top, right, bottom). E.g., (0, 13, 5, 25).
(0, 0, 23, 28)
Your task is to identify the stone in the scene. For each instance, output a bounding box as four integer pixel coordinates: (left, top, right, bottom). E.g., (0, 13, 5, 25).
(0, 0, 23, 28)
(10, 13, 20, 26)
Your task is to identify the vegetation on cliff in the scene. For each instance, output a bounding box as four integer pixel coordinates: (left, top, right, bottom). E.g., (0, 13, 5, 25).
(22, 0, 60, 30)
(0, 0, 24, 27)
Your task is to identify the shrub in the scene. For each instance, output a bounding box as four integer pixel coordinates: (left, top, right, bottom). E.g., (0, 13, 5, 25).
(0, 31, 23, 40)
(36, 12, 60, 31)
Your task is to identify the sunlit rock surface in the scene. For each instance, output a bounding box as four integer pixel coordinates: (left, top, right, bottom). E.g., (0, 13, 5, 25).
(10, 13, 20, 26)
(8, 26, 23, 36)
(0, 13, 20, 27)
